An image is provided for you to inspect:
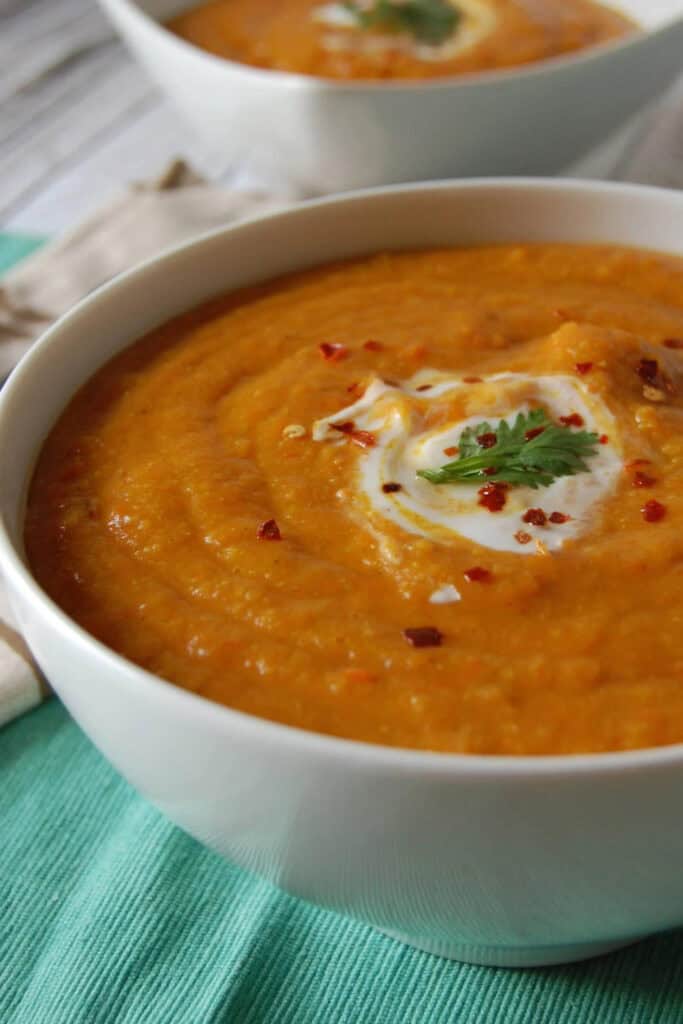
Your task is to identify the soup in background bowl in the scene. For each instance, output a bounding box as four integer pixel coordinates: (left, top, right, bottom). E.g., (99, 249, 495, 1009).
(4, 181, 683, 966)
(168, 0, 636, 80)
(96, 0, 683, 191)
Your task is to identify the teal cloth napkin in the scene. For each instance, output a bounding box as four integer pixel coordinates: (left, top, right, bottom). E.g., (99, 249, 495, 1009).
(2, 234, 683, 1023)
(3, 701, 683, 1024)
(0, 234, 44, 276)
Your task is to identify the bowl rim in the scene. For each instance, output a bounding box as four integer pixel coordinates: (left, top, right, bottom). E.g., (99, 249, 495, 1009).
(5, 175, 683, 779)
(102, 0, 683, 94)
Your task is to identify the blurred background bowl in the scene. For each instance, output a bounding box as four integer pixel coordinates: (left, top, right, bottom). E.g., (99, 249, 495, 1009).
(96, 0, 683, 193)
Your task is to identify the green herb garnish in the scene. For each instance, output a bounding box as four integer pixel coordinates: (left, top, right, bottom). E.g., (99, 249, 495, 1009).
(417, 409, 601, 490)
(343, 0, 461, 46)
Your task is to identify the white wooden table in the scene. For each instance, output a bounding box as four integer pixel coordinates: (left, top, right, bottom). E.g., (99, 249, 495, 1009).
(0, 0, 238, 236)
(2, 0, 682, 238)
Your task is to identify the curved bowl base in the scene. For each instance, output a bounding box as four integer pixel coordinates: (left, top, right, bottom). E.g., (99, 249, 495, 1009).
(378, 930, 646, 967)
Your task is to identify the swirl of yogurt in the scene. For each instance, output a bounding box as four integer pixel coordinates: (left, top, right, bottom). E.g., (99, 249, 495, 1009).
(313, 370, 622, 555)
(313, 0, 496, 62)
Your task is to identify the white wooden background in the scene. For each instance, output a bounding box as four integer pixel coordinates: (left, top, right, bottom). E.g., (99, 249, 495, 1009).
(0, 0, 238, 235)
(2, 0, 682, 238)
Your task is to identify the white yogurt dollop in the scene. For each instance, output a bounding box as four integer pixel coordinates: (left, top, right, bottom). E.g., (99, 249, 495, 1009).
(313, 370, 622, 555)
(313, 0, 496, 63)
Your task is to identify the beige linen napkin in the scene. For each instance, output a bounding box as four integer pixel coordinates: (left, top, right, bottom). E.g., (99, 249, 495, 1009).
(0, 589, 47, 728)
(0, 162, 284, 373)
(0, 161, 281, 727)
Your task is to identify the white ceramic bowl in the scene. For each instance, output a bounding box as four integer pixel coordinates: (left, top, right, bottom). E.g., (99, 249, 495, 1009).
(97, 0, 683, 192)
(3, 180, 683, 968)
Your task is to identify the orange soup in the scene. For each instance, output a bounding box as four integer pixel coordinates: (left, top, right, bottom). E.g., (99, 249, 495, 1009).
(25, 245, 683, 756)
(168, 0, 635, 80)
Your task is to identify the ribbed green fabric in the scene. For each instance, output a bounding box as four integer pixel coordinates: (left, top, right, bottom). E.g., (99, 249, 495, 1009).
(2, 701, 683, 1023)
(2, 234, 683, 1022)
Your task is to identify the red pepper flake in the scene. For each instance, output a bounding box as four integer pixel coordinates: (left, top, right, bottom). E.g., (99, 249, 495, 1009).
(478, 482, 508, 513)
(416, 384, 433, 392)
(641, 499, 666, 523)
(331, 422, 376, 448)
(636, 358, 659, 386)
(382, 482, 402, 493)
(363, 340, 383, 351)
(462, 376, 483, 384)
(482, 467, 498, 476)
(464, 566, 492, 583)
(636, 357, 675, 397)
(257, 519, 281, 540)
(515, 531, 532, 545)
(331, 420, 355, 434)
(443, 445, 459, 457)
(346, 381, 365, 398)
(403, 626, 443, 648)
(476, 431, 497, 449)
(575, 362, 593, 375)
(663, 338, 683, 349)
(549, 511, 571, 524)
(524, 426, 546, 442)
(599, 434, 609, 445)
(559, 412, 585, 428)
(382, 378, 400, 388)
(633, 471, 657, 488)
(350, 430, 376, 449)
(522, 508, 547, 527)
(625, 458, 651, 469)
(319, 342, 348, 363)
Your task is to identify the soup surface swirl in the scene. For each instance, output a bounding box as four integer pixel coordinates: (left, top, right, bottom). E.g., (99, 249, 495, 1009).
(26, 244, 683, 755)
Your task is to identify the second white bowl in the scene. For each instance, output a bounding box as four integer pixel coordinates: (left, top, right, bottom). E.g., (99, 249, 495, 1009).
(98, 0, 683, 192)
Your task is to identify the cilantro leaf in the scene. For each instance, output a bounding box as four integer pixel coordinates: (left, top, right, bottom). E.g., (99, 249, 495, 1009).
(417, 409, 601, 490)
(343, 0, 461, 46)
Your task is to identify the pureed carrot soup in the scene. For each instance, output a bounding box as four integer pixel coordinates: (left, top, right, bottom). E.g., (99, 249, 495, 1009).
(25, 245, 683, 756)
(167, 0, 635, 81)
